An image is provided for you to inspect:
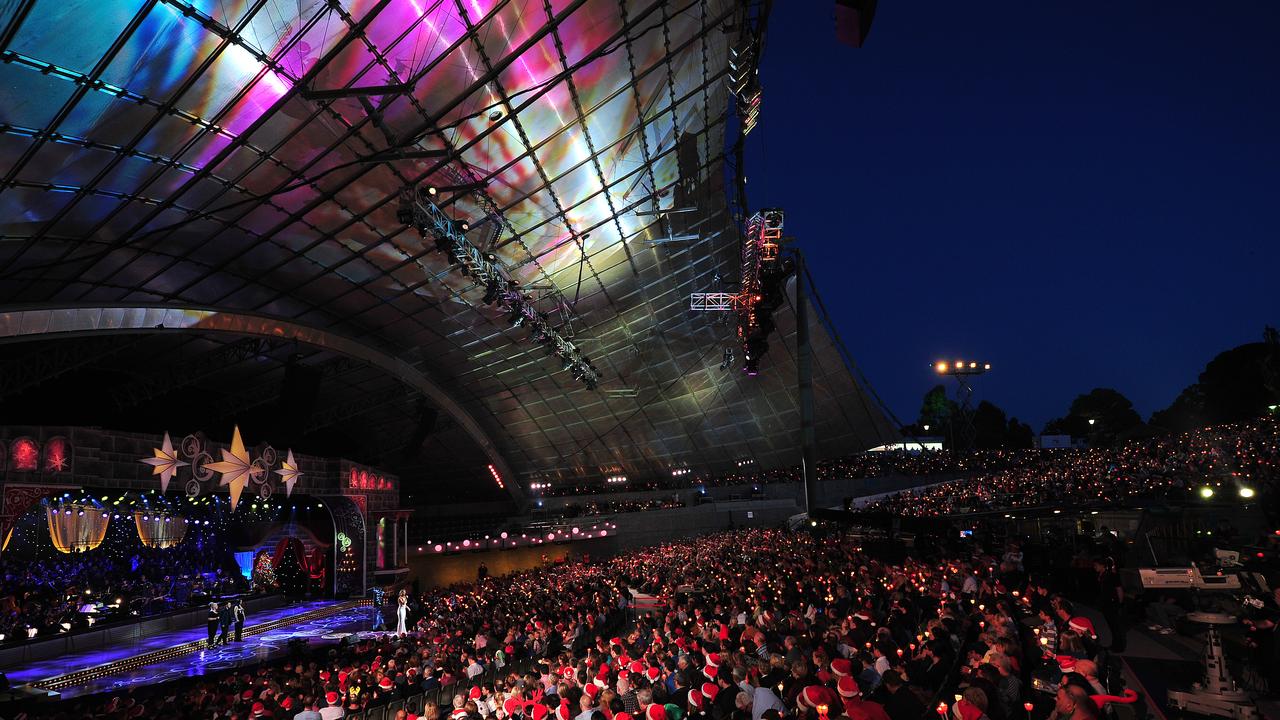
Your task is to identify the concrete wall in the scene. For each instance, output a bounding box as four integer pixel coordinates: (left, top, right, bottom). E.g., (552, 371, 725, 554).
(407, 543, 591, 588)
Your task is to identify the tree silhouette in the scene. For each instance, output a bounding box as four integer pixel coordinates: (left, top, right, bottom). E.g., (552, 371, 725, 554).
(1044, 388, 1142, 445)
(1151, 333, 1280, 430)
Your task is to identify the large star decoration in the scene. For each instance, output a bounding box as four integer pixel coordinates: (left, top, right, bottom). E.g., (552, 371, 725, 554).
(205, 426, 258, 510)
(140, 432, 188, 494)
(275, 449, 302, 497)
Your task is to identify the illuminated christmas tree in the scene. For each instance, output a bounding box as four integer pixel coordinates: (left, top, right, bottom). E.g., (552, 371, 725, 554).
(337, 532, 358, 575)
(253, 551, 276, 588)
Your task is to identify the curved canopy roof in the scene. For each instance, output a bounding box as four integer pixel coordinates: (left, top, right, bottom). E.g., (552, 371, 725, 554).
(0, 0, 897, 502)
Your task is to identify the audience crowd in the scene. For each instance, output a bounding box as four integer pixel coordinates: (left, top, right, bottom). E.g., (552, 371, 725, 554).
(538, 451, 1027, 498)
(539, 420, 1280, 517)
(0, 546, 245, 643)
(19, 527, 1175, 720)
(865, 418, 1280, 516)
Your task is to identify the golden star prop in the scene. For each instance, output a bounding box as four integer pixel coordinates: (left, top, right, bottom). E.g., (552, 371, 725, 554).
(205, 426, 256, 510)
(275, 449, 302, 497)
(141, 432, 188, 494)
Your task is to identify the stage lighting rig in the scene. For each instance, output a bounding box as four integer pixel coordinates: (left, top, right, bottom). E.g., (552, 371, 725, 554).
(688, 209, 793, 376)
(727, 6, 768, 136)
(397, 185, 600, 389)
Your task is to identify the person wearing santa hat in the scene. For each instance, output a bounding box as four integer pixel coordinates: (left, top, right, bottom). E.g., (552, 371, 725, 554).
(838, 677, 889, 720)
(686, 689, 708, 720)
(618, 672, 642, 715)
(796, 685, 840, 715)
(319, 692, 343, 720)
(581, 685, 603, 717)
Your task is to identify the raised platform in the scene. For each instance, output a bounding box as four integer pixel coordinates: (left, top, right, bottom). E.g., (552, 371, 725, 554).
(6, 599, 371, 699)
(0, 594, 285, 671)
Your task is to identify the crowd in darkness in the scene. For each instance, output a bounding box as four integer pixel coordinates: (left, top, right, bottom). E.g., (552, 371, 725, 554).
(0, 546, 246, 643)
(24, 525, 1258, 720)
(543, 419, 1279, 522)
(538, 450, 1029, 498)
(864, 418, 1280, 516)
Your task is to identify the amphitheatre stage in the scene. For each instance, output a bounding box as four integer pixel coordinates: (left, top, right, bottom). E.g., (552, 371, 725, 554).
(3, 600, 371, 699)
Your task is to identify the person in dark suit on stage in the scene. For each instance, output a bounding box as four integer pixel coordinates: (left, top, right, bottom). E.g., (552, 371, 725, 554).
(218, 601, 232, 646)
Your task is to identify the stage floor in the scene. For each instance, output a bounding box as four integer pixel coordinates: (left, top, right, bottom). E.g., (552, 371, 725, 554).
(8, 600, 377, 699)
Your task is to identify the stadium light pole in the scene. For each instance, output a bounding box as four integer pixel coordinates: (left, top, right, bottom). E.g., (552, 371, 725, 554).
(932, 360, 991, 452)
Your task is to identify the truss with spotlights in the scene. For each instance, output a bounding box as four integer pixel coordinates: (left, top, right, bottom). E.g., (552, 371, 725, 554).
(397, 186, 600, 390)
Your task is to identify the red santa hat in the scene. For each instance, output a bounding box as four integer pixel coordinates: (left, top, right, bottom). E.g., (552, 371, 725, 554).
(531, 706, 549, 720)
(831, 659, 853, 678)
(556, 700, 573, 720)
(688, 690, 704, 709)
(326, 692, 341, 706)
(646, 667, 661, 683)
(251, 702, 266, 717)
(468, 686, 482, 699)
(616, 714, 633, 720)
(700, 683, 719, 702)
(646, 705, 668, 720)
(504, 698, 524, 716)
(1056, 655, 1078, 672)
(705, 653, 721, 669)
(837, 677, 860, 699)
(585, 684, 602, 700)
(629, 661, 645, 675)
(1068, 617, 1098, 639)
(797, 686, 838, 710)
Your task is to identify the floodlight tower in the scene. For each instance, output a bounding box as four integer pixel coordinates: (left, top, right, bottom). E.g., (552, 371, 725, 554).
(932, 359, 991, 452)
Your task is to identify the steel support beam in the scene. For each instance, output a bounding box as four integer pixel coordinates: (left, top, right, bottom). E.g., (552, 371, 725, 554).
(0, 304, 526, 506)
(110, 336, 284, 410)
(0, 335, 137, 401)
(301, 83, 413, 100)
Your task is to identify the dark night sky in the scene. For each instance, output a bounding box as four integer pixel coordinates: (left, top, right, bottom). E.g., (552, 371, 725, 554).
(749, 1, 1280, 432)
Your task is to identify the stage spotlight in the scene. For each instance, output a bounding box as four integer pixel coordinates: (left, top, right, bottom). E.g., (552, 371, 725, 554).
(459, 220, 470, 232)
(1239, 486, 1255, 499)
(426, 185, 438, 196)
(1199, 486, 1215, 499)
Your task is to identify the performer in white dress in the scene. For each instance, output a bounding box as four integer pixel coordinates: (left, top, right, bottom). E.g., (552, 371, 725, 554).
(396, 594, 408, 636)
